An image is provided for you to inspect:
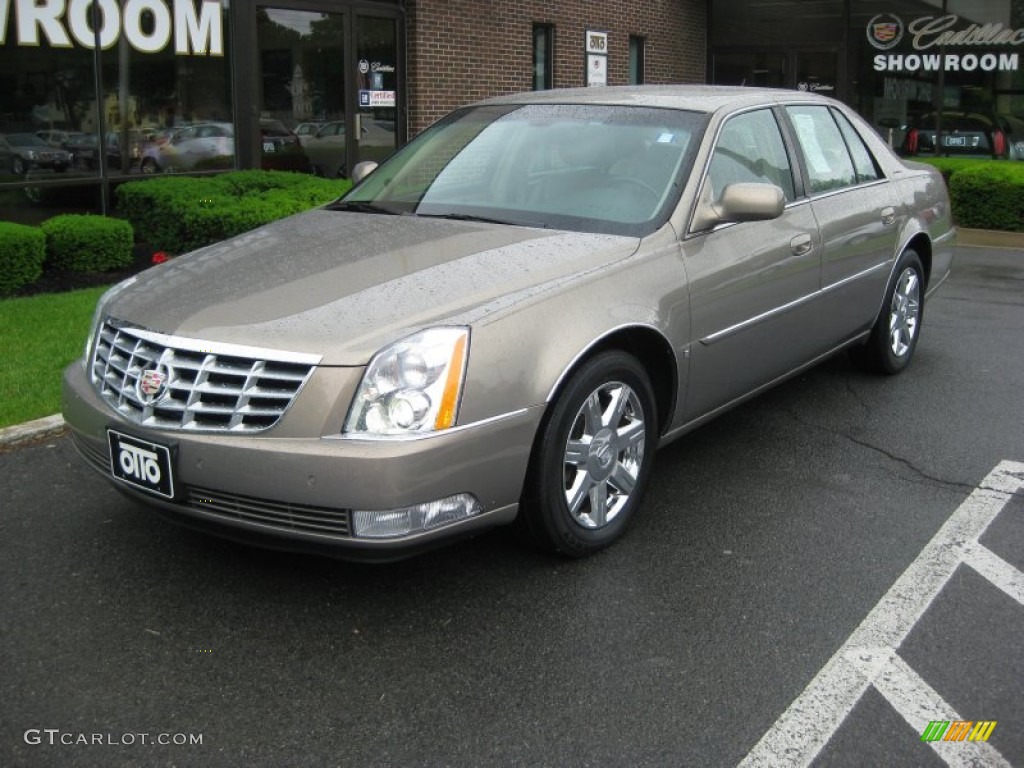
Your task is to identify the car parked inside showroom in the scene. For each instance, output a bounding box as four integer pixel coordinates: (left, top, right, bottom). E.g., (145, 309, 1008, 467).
(900, 110, 1024, 160)
(63, 86, 954, 561)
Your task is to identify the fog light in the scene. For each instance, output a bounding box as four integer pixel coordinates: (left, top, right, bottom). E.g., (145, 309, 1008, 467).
(352, 493, 482, 539)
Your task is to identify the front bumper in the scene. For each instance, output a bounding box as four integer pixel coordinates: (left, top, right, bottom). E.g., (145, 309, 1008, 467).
(63, 362, 543, 561)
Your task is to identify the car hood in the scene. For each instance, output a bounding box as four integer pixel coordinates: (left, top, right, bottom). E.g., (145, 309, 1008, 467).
(105, 209, 640, 364)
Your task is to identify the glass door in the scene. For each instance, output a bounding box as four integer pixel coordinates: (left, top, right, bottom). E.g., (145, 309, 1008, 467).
(257, 7, 345, 175)
(712, 52, 787, 88)
(712, 49, 839, 98)
(794, 51, 839, 97)
(353, 15, 399, 169)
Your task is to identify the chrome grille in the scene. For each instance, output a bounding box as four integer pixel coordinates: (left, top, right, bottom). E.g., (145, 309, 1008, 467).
(90, 320, 320, 432)
(188, 486, 351, 537)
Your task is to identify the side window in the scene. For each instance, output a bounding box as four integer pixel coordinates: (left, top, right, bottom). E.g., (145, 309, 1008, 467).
(708, 109, 795, 203)
(832, 109, 882, 183)
(786, 106, 857, 193)
(174, 128, 197, 145)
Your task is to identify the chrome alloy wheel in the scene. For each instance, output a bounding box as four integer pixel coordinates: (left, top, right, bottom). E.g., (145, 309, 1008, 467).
(888, 267, 921, 358)
(562, 381, 646, 529)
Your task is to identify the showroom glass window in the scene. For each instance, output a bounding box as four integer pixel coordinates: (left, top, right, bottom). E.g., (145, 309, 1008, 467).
(1, 0, 233, 220)
(851, 0, 1024, 161)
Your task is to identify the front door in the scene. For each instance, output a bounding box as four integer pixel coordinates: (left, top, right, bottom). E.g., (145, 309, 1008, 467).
(682, 107, 822, 421)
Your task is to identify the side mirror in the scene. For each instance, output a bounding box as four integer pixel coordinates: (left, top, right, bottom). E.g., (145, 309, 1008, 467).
(351, 160, 378, 184)
(692, 182, 785, 231)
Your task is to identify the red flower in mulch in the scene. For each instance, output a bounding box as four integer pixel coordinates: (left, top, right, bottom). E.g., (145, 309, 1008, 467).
(151, 251, 171, 265)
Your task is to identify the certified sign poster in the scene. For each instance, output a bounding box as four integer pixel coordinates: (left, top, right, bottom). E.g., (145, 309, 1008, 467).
(359, 90, 396, 108)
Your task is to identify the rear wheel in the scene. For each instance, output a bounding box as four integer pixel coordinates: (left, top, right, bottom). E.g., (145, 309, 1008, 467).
(140, 157, 159, 174)
(518, 351, 657, 557)
(851, 249, 924, 374)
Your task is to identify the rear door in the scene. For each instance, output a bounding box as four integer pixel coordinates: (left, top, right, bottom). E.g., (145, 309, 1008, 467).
(784, 105, 899, 341)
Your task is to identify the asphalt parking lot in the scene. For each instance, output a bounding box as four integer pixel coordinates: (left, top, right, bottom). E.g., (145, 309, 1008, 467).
(1, 245, 1022, 767)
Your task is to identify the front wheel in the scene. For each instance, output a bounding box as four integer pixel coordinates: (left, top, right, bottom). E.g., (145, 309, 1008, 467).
(518, 351, 657, 557)
(851, 249, 924, 374)
(140, 157, 159, 174)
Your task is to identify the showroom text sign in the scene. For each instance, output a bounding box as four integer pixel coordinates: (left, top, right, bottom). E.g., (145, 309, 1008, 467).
(0, 0, 223, 56)
(869, 13, 1022, 71)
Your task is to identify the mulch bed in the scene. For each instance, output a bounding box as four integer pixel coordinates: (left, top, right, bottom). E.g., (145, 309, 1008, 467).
(14, 244, 158, 297)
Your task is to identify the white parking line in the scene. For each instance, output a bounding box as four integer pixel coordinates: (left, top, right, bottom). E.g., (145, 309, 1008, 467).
(867, 652, 1011, 768)
(740, 460, 1024, 768)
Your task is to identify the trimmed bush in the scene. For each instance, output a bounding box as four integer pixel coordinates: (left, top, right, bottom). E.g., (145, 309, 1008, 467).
(116, 171, 350, 253)
(913, 157, 985, 183)
(0, 222, 46, 295)
(41, 214, 134, 272)
(947, 162, 1024, 232)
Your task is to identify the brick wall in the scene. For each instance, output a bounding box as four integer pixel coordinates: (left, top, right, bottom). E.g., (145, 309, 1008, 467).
(406, 0, 707, 136)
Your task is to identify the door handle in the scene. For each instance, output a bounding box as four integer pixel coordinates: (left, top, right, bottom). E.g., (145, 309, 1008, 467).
(791, 233, 813, 256)
(881, 207, 896, 226)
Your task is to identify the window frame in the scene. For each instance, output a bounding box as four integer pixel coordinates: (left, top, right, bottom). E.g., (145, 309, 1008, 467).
(704, 107, 799, 203)
(782, 104, 888, 197)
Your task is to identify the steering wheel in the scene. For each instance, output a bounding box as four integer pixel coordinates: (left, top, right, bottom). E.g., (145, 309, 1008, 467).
(612, 176, 661, 205)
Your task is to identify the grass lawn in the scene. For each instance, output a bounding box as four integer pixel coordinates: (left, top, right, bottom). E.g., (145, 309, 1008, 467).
(0, 285, 109, 429)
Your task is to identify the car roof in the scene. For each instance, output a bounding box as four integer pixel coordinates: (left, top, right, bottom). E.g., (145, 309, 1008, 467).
(474, 85, 833, 114)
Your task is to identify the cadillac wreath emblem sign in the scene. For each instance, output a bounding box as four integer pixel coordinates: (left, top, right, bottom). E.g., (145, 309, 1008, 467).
(867, 14, 904, 50)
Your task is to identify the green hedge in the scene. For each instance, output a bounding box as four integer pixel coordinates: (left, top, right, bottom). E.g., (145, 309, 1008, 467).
(41, 214, 134, 272)
(0, 222, 46, 296)
(116, 171, 351, 253)
(911, 157, 983, 183)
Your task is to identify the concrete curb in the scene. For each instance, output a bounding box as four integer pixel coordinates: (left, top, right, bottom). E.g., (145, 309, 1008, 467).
(0, 414, 66, 448)
(956, 228, 1024, 249)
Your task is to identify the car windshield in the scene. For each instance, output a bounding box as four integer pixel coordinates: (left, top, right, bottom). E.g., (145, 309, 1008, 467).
(335, 103, 707, 236)
(7, 133, 49, 146)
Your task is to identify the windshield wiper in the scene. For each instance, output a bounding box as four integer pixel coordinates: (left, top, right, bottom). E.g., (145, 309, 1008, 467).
(328, 200, 403, 215)
(416, 212, 516, 226)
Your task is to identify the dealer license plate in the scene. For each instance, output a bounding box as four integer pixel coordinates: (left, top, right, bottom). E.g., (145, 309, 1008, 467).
(108, 430, 175, 499)
(943, 135, 967, 147)
(262, 142, 276, 152)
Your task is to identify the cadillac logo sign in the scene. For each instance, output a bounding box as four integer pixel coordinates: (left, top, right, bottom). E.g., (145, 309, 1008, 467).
(867, 14, 904, 50)
(136, 366, 171, 404)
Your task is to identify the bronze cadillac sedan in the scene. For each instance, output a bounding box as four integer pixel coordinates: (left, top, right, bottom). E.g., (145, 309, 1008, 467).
(62, 86, 954, 561)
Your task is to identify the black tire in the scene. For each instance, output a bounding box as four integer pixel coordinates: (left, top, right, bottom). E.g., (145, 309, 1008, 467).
(851, 249, 925, 374)
(518, 351, 657, 557)
(12, 157, 26, 175)
(140, 157, 159, 174)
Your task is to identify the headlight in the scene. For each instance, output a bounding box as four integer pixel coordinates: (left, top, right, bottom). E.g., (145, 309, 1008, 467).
(24, 151, 38, 160)
(345, 327, 469, 436)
